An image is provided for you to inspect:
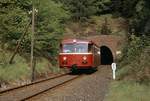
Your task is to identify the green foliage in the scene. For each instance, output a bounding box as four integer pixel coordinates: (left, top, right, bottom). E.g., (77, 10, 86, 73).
(126, 35, 143, 61)
(94, 0, 112, 15)
(0, 0, 150, 85)
(58, 0, 96, 21)
(57, 0, 113, 21)
(110, 0, 150, 84)
(33, 0, 70, 57)
(0, 53, 30, 82)
(0, 0, 70, 59)
(0, 0, 70, 83)
(118, 35, 150, 83)
(112, 0, 138, 17)
(132, 0, 150, 36)
(0, 51, 57, 83)
(0, 0, 30, 45)
(112, 0, 150, 36)
(35, 58, 53, 75)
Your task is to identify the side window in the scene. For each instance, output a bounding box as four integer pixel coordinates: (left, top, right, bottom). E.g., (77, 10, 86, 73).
(88, 44, 92, 52)
(60, 44, 62, 52)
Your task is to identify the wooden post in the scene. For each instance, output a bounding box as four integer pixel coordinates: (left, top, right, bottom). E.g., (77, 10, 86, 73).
(31, 5, 35, 82)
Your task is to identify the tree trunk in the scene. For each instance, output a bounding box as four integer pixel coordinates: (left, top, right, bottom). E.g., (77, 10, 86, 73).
(9, 20, 31, 64)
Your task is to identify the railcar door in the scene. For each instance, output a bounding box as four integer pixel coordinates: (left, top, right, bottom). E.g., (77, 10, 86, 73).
(91, 44, 100, 67)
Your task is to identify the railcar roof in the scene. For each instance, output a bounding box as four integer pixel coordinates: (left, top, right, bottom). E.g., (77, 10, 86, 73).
(61, 39, 92, 44)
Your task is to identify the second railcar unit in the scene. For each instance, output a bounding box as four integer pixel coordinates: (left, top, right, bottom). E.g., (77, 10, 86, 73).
(59, 39, 100, 70)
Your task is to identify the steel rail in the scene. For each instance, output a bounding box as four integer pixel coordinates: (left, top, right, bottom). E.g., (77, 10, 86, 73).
(22, 75, 81, 101)
(0, 73, 69, 94)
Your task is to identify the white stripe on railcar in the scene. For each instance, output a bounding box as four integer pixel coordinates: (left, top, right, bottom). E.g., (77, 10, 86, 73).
(59, 53, 93, 55)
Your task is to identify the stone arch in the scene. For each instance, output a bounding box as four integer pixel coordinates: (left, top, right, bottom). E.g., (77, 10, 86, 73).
(87, 35, 122, 62)
(100, 46, 113, 65)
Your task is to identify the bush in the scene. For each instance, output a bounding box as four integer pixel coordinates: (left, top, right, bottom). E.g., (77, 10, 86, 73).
(117, 35, 150, 84)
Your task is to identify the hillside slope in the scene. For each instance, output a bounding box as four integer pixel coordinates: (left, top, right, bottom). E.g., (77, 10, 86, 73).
(63, 14, 128, 39)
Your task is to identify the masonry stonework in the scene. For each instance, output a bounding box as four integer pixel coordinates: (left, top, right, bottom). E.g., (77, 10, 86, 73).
(87, 35, 122, 61)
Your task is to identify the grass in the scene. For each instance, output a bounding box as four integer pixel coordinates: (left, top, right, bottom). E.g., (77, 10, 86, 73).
(36, 58, 60, 74)
(105, 81, 150, 101)
(0, 53, 30, 82)
(0, 50, 59, 83)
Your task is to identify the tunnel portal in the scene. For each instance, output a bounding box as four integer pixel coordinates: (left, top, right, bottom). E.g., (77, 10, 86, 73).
(100, 46, 113, 65)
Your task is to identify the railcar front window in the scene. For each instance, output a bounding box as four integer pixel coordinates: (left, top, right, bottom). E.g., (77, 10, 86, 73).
(63, 43, 88, 53)
(63, 44, 74, 53)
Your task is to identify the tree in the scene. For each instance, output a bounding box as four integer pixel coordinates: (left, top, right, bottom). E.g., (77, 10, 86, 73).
(57, 0, 96, 21)
(34, 0, 70, 58)
(0, 0, 70, 62)
(111, 0, 150, 37)
(133, 0, 150, 36)
(94, 0, 112, 15)
(0, 0, 30, 47)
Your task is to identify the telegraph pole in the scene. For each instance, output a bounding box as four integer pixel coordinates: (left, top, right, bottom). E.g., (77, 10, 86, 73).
(31, 4, 35, 82)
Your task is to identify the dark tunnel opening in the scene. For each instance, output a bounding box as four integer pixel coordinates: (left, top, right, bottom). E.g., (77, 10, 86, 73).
(100, 46, 113, 65)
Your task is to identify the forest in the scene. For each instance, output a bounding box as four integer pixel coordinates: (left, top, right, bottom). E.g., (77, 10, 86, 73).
(0, 0, 149, 98)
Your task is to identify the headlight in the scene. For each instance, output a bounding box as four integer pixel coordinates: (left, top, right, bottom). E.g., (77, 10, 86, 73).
(83, 56, 87, 60)
(63, 57, 67, 60)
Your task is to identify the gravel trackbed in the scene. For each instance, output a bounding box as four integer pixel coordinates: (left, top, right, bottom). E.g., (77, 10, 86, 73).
(29, 65, 112, 101)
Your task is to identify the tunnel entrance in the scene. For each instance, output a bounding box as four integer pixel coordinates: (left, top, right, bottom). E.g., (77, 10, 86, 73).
(100, 46, 113, 65)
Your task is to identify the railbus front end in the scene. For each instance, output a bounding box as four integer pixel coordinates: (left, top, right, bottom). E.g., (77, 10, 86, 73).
(59, 39, 100, 71)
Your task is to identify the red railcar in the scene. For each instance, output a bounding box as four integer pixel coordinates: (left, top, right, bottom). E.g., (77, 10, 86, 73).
(59, 39, 100, 71)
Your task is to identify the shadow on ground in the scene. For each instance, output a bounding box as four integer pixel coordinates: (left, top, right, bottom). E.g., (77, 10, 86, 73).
(69, 68, 97, 75)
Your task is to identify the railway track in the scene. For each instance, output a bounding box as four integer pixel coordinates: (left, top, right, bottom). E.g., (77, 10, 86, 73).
(0, 73, 82, 101)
